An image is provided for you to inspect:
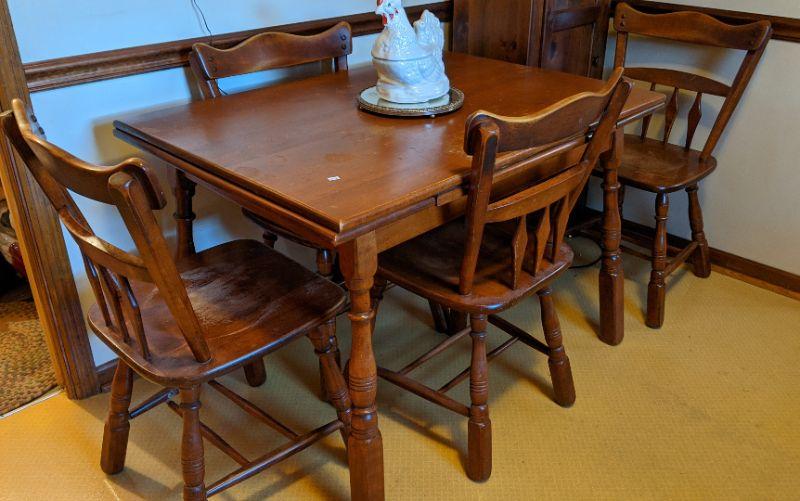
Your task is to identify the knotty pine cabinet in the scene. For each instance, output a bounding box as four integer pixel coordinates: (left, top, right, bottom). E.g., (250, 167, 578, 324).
(453, 0, 611, 78)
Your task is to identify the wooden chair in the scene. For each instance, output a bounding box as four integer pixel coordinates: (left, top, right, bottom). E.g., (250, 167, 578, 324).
(594, 3, 772, 328)
(186, 22, 352, 278)
(1, 98, 351, 500)
(372, 70, 632, 481)
(186, 23, 352, 391)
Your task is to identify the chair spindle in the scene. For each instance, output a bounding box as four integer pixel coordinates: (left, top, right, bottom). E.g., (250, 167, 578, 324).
(685, 92, 703, 150)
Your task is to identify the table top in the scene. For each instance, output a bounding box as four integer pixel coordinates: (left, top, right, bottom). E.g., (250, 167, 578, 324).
(115, 52, 664, 239)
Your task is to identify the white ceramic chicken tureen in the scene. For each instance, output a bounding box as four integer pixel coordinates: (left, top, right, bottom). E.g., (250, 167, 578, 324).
(372, 0, 450, 104)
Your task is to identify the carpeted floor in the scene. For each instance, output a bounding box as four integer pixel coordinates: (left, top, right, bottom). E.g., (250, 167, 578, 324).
(0, 284, 57, 416)
(0, 245, 798, 500)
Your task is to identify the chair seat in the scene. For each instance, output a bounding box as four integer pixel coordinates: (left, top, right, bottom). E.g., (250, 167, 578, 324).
(378, 220, 573, 315)
(88, 240, 346, 387)
(594, 135, 717, 193)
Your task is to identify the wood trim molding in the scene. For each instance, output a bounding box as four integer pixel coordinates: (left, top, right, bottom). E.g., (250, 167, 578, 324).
(581, 208, 800, 298)
(23, 2, 453, 92)
(623, 219, 800, 297)
(0, 0, 99, 398)
(95, 359, 118, 393)
(613, 1, 800, 44)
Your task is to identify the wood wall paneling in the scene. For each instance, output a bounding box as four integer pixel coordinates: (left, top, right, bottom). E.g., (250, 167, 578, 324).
(453, 0, 610, 78)
(452, 0, 543, 65)
(622, 218, 800, 298)
(539, 0, 610, 77)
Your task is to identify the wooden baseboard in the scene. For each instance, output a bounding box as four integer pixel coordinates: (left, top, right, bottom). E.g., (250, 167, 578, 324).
(575, 207, 800, 299)
(602, 211, 800, 299)
(95, 359, 117, 393)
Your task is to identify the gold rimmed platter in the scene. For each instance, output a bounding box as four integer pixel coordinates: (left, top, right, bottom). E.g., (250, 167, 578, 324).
(357, 87, 464, 118)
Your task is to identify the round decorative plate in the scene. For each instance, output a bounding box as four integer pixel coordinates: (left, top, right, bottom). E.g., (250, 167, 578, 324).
(357, 87, 464, 118)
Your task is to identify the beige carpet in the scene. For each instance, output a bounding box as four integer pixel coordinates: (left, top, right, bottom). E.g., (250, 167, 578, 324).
(0, 285, 57, 416)
(0, 246, 798, 500)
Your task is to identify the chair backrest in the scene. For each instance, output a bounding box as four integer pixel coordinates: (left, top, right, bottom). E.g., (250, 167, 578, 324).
(459, 68, 631, 295)
(613, 3, 771, 160)
(1, 99, 212, 363)
(189, 22, 352, 99)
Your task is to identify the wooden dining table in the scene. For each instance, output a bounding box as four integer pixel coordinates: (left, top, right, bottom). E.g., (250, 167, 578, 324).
(114, 51, 664, 500)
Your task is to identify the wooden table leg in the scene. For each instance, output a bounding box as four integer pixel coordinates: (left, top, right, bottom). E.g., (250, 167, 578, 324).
(172, 170, 197, 260)
(338, 232, 385, 501)
(598, 128, 625, 346)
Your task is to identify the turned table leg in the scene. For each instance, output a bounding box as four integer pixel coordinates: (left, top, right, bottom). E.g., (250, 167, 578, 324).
(598, 128, 625, 346)
(339, 232, 385, 501)
(172, 170, 197, 260)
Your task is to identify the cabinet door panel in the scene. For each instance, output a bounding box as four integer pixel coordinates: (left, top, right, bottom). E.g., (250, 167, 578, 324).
(539, 0, 610, 78)
(453, 0, 544, 65)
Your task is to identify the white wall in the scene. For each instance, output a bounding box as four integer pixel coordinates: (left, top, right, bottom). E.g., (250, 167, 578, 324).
(587, 0, 800, 276)
(9, 0, 433, 364)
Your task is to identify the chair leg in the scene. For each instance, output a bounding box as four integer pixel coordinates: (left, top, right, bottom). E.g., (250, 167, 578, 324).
(428, 304, 469, 336)
(309, 319, 353, 442)
(262, 231, 278, 248)
(538, 288, 576, 407)
(370, 276, 388, 332)
(447, 310, 469, 336)
(243, 359, 267, 387)
(647, 192, 670, 329)
(428, 300, 449, 334)
(687, 185, 711, 278)
(316, 249, 335, 279)
(315, 314, 342, 403)
(467, 314, 492, 482)
(173, 170, 197, 260)
(180, 386, 206, 501)
(101, 360, 134, 474)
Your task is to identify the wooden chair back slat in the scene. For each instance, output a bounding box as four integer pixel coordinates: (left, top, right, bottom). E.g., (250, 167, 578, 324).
(0, 107, 152, 281)
(484, 165, 587, 223)
(458, 68, 632, 295)
(662, 87, 679, 145)
(20, 127, 163, 209)
(614, 2, 771, 50)
(639, 82, 657, 140)
(84, 256, 114, 328)
(116, 273, 150, 360)
(530, 205, 551, 276)
(509, 216, 527, 289)
(98, 266, 132, 343)
(623, 67, 730, 97)
(469, 93, 614, 155)
(613, 2, 772, 158)
(74, 231, 150, 281)
(685, 92, 703, 150)
(190, 22, 352, 99)
(2, 99, 212, 363)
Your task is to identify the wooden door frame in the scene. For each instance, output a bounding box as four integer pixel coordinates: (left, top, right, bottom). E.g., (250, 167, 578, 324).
(0, 0, 99, 399)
